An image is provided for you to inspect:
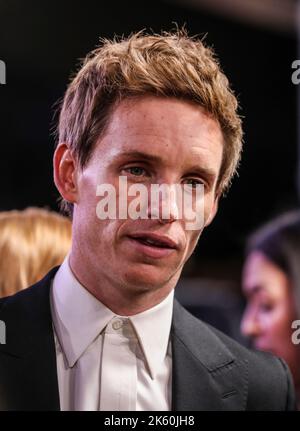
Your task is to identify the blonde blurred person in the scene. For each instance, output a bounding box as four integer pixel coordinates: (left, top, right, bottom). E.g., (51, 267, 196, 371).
(0, 208, 71, 297)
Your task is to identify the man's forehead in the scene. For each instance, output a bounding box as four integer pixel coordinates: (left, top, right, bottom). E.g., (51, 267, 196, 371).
(104, 95, 222, 138)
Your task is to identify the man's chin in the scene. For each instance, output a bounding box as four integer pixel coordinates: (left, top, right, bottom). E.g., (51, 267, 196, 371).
(121, 265, 177, 292)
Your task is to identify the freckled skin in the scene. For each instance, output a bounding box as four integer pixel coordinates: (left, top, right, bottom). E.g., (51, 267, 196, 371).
(241, 251, 300, 387)
(58, 96, 223, 315)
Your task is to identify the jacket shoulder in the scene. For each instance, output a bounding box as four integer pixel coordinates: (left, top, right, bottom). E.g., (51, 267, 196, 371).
(173, 300, 296, 410)
(208, 322, 295, 410)
(0, 266, 59, 312)
(0, 267, 59, 357)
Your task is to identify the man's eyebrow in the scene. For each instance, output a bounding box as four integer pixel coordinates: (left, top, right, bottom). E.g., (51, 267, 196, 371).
(186, 165, 217, 181)
(116, 151, 162, 163)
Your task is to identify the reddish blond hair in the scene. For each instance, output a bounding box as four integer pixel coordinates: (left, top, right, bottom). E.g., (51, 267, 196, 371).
(57, 30, 243, 215)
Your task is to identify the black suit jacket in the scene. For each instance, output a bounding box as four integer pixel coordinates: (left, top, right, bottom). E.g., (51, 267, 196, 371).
(0, 267, 295, 410)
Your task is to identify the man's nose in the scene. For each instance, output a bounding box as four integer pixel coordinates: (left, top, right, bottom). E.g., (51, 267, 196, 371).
(240, 308, 261, 338)
(147, 183, 179, 224)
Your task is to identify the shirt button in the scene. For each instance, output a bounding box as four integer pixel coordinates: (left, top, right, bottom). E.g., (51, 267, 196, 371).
(112, 319, 123, 330)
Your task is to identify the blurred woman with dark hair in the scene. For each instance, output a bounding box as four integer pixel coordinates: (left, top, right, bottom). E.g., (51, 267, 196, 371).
(241, 210, 300, 406)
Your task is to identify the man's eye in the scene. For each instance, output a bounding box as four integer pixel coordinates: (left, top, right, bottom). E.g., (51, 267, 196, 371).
(124, 167, 147, 176)
(183, 179, 204, 188)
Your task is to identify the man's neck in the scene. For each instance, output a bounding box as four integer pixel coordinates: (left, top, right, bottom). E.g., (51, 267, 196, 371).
(68, 252, 179, 316)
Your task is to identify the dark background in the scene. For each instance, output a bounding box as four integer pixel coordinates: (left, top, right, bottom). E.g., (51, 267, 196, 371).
(0, 0, 298, 288)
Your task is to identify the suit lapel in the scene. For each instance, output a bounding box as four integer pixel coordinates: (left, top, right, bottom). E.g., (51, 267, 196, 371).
(0, 267, 60, 410)
(171, 299, 248, 411)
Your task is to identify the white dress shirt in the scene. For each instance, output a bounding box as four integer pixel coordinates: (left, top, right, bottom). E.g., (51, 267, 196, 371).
(50, 256, 174, 411)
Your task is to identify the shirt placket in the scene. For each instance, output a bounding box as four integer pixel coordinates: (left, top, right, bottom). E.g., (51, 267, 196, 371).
(99, 317, 138, 411)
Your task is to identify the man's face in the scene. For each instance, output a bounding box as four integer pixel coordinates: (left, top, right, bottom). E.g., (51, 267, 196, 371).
(73, 96, 223, 294)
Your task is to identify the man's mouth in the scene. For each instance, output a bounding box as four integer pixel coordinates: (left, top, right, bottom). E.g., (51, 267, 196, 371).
(126, 232, 178, 259)
(128, 233, 178, 249)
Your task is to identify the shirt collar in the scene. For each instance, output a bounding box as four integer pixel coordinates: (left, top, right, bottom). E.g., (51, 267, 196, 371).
(129, 291, 174, 379)
(51, 255, 174, 380)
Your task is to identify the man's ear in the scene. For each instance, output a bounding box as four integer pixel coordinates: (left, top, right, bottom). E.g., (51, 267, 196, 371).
(53, 143, 78, 205)
(205, 194, 220, 227)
